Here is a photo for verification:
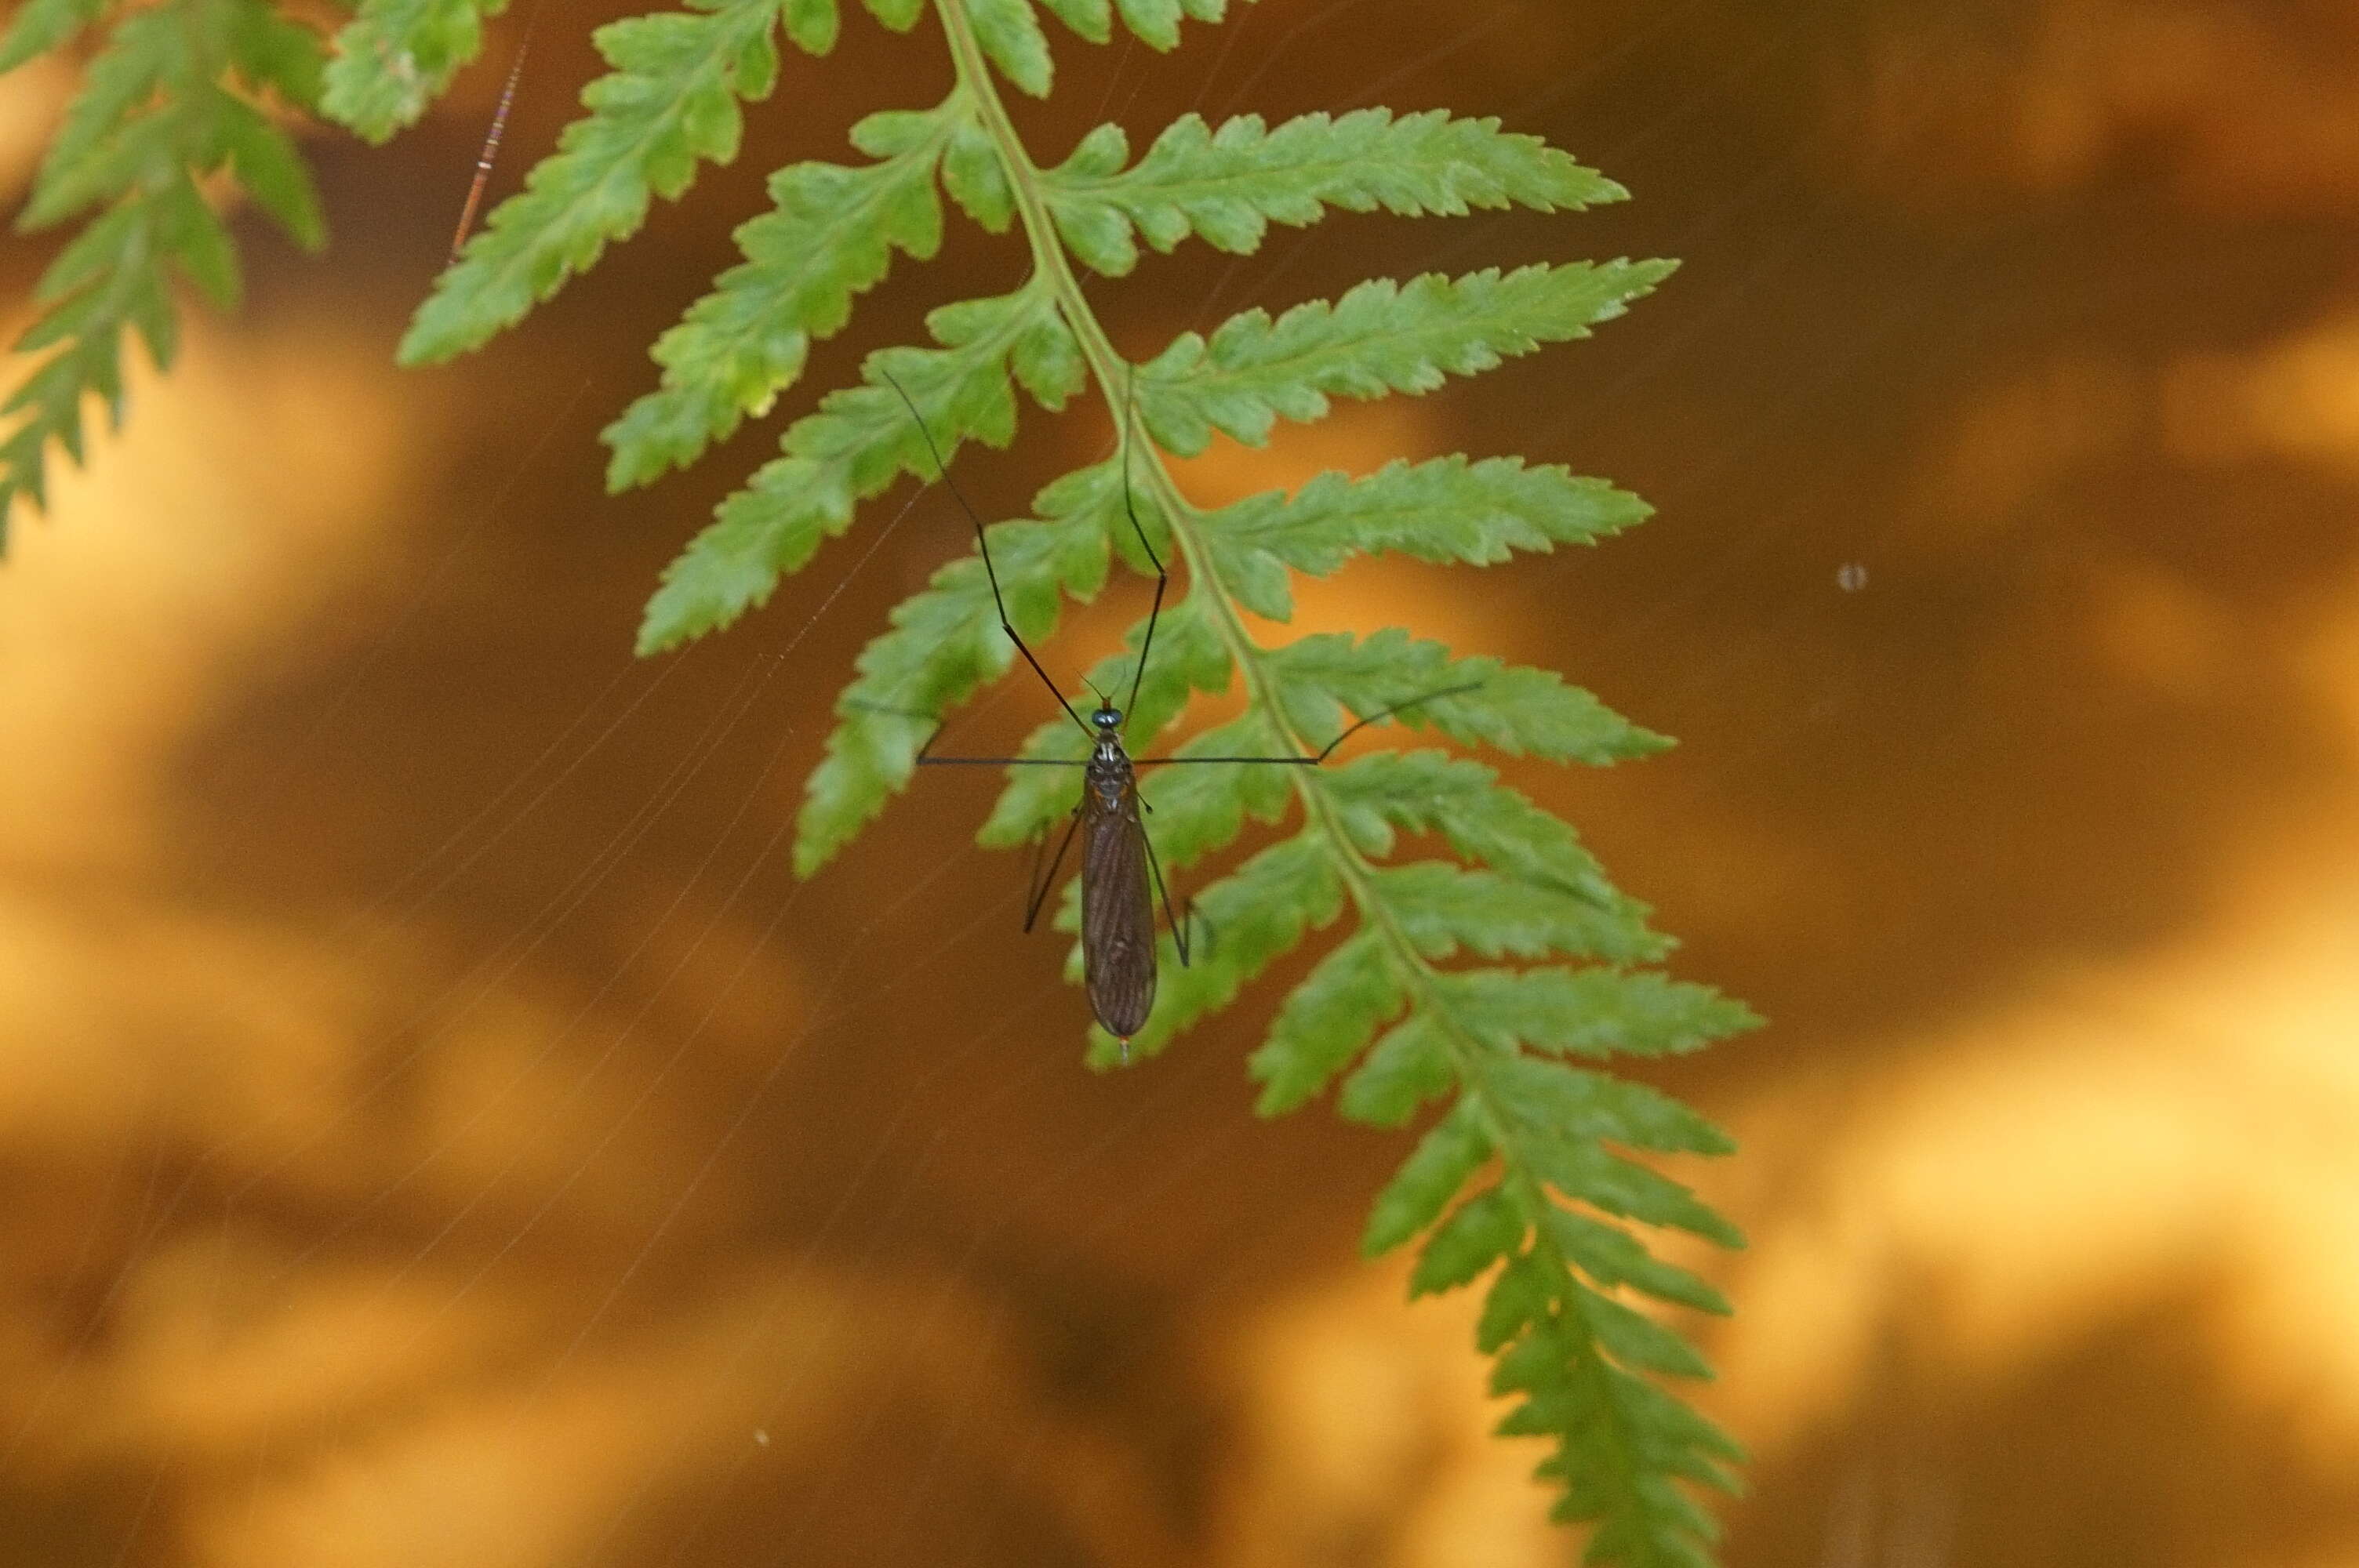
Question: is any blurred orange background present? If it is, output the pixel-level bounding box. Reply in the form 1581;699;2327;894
7;1;2359;1563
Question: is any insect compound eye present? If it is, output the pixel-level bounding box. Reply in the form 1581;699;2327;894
1097;707;1121;729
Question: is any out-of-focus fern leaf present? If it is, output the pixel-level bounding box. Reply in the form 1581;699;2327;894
1249;930;1403;1115
1358;1099;1490;1250
1138;262;1676;452
0;0;108;71
2;0;325;532
1043;109;1623;275
322;0;507;143
1430;967;1755;1061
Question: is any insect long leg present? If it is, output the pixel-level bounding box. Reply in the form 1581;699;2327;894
1023;811;1085;933
1114;370;1170;722
1135;818;1192;967
1133;679;1488;766
878;372;1091;739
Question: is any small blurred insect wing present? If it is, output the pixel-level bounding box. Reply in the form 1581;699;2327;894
1081;788;1157;1040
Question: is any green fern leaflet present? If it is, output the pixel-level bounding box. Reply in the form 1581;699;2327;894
11;0;1762;1558
0;0;326;531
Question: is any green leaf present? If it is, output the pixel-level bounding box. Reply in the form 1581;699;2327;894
1105;0;1234;49
0;0;108;74
1434;967;1760;1061
602;118;953;489
23;6;184;230
638;285;1070;655
1249;930;1404;1116
1201;456;1649;619
1319;750;1634;913
399;0;792;365
1267;627;1671;766
966;0;1052;96
1139;261;1677;454
226;1;328;107
1030;0;1110;44
1361;1097;1492;1254
321;0;506;143
1408;1182;1522;1296
1476;1249;1557;1353
1337;1010;1456;1127
216;100;326;250
782;0;841;53
3;0;330;528
1045;109;1623;273
1523;1134;1744;1249
1488;1311;1739;1562
1540;1207;1732;1317
1576;1290;1714;1381
941;116;1016;232
1373;862;1665;966
1479;1054;1735;1158
156;174;239;307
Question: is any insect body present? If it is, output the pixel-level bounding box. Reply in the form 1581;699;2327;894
1078;707;1157;1038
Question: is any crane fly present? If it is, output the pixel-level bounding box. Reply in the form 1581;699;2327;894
874;372;1477;1058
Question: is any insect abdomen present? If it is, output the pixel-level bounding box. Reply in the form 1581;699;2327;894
1080;787;1157;1040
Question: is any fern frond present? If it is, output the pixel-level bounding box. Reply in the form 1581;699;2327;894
1261;627;1670;764
1202;456;1650;619
0;0;107;73
322;0;507;143
2;0;325;530
1022;0;1241;53
1043;109;1623;275
1139;261;1676;451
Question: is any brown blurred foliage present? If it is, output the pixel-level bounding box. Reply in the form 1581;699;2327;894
6;1;2359;1563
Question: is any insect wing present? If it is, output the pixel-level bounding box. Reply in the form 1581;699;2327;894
1080;784;1158;1040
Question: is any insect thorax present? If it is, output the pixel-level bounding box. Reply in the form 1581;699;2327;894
1086;742;1132;808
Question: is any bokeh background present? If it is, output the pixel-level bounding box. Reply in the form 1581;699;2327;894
6;0;2359;1563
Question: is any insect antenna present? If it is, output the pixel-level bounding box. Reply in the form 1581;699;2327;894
450;0;547;263
1113;370;1169;723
